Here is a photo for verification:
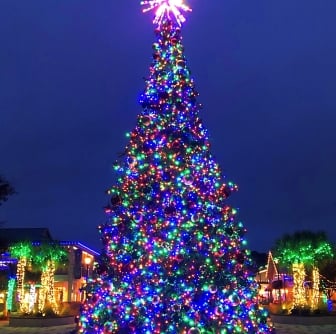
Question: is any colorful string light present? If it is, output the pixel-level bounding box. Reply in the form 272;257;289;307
79;3;272;334
6;278;15;313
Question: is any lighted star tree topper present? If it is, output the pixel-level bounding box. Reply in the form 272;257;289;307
141;0;192;26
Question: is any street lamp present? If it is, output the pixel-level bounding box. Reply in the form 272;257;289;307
83;257;92;301
84;257;91;281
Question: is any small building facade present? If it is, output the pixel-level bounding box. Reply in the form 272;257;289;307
0;228;99;317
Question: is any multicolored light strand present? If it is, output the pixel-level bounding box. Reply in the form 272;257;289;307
79;4;272;334
6;278;15;312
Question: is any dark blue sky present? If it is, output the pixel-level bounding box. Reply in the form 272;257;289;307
1;1;336;253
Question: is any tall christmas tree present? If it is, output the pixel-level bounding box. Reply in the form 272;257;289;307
80;1;272;333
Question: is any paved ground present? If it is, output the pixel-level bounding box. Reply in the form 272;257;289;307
0;322;76;333
275;323;336;334
1;321;336;333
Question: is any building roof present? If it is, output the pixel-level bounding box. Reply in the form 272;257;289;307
59;241;100;256
0;228;53;249
0;228;100;256
266;251;279;281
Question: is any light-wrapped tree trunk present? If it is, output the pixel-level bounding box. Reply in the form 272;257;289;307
311;266;320;310
38;260;58;314
292;262;307;308
16;257;27;312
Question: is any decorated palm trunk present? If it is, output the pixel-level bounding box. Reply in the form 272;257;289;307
79;1;272;333
9;242;34;313
16;257;28;313
292;262;306;308
311;266;320;310
39;260;58;314
38;276;46;313
6;278;16;313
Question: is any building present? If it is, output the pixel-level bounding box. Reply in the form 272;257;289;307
256;251;294;306
55;241;99;303
0;228;99;316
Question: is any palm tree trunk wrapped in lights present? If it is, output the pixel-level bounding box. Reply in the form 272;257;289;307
28;284;36;313
9;242;33;313
6;278;16;313
17;257;28;312
38;276;47;313
311;266;320;310
36;244;67;315
46;260;57;313
292;262;306;308
38;260;58;314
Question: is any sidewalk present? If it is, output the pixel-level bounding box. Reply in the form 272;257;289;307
275;323;336;334
1;320;336;334
0;321;76;334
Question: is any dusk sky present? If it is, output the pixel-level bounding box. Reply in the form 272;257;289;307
1;0;336;253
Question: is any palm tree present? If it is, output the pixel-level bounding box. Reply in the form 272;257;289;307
35;242;67;314
9;242;33;313
273;231;333;310
0;175;15;206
